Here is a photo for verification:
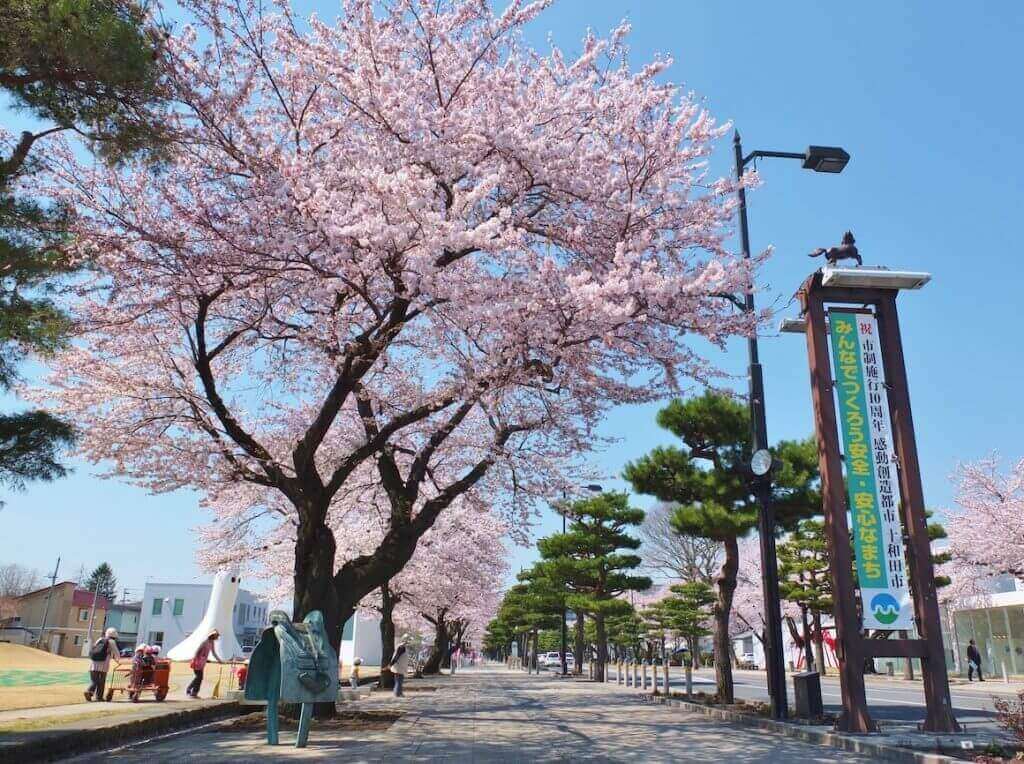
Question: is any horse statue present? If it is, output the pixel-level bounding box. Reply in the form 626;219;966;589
809;230;862;266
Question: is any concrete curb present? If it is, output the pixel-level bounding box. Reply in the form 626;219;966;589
625;690;957;764
2;701;241;763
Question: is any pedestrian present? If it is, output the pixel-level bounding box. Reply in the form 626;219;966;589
967;639;985;681
387;636;410;697
129;644;149;691
85;627;122;702
349;657;362;690
186;629;223;698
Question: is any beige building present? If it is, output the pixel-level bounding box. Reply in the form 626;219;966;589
14;582;112;657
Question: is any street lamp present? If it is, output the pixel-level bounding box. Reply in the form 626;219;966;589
733;131;850;721
558;483;603;678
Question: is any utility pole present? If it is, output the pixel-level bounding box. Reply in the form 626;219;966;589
85;579;101;653
37;556;60;651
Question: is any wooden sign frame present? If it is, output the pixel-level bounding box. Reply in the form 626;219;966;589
798;271;959;734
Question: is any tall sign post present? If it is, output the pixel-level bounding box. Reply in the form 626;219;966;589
797;261;959;734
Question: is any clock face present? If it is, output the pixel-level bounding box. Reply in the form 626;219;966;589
750;449;773;477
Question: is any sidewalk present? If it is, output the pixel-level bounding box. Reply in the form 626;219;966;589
63;666;875;762
0;694;238;762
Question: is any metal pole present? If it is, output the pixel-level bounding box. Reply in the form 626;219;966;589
37;556;60;650
561;502;568;677
734;131;788;720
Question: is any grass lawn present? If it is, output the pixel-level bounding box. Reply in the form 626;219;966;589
0;644;196;711
0;644;382;711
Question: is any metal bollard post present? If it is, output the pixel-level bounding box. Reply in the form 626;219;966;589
664;661;670;696
641;663;648;691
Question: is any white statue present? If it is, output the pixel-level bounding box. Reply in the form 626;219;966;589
167;569;245;661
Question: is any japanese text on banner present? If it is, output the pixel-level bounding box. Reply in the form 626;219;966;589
829;311;913;631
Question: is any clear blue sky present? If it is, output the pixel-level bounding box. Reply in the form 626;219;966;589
2;1;1021;596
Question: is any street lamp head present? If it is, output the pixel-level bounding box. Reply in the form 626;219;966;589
584;484;603;493
802;145;850;173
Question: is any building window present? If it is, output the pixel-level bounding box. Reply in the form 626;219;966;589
173;598;184;616
152;598;163;616
73;635;81;646
148;631;164;646
78;608;89;622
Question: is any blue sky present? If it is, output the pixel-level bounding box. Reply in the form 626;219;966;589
2;1;1022;596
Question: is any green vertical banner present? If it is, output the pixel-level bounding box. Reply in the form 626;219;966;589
829;311;913;631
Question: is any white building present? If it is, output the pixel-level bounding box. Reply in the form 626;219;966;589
136;581;269;653
341;611;382;666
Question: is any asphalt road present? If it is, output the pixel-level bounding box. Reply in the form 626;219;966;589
617;666;1016;733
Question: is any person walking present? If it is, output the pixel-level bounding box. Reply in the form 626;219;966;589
186;629;223;698
85;628;122;701
967;639;985;681
387;637;410;697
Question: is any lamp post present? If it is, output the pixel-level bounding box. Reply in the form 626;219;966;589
559;483;603;677
733;132;849;720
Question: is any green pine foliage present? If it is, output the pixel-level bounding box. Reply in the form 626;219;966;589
778;519;833;614
532;492;651;680
85;561;117;601
0;1;168;493
624;392;821;702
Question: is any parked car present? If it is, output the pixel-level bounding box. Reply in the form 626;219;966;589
738;652;758;669
540;651;561;668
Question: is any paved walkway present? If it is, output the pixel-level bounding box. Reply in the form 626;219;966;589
63;666;874;762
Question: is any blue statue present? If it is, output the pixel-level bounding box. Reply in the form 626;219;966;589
245;609;339;747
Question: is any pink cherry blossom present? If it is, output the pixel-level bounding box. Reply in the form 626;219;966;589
30;0;763;642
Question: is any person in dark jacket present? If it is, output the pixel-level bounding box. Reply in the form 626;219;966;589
967;639;984;681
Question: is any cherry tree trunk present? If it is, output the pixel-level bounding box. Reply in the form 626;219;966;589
378;585;396;690
713;536;738;703
688;635;700;669
812;610;827;677
292;518;341;719
423;619;449;675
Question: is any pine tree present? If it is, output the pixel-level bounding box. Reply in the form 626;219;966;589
606;607;644;662
661;581;716;669
0;0;168;492
85;562;117;601
534;492;651;681
624;392;821;702
778;519;832;674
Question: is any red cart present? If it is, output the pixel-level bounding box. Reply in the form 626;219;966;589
106;659;171;702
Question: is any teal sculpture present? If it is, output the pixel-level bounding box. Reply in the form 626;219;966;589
244;609;339;747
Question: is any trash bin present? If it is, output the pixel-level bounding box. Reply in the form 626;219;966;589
792;671;823;718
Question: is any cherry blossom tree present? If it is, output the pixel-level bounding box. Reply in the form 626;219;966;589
35;0;758;655
946;456;1024;578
